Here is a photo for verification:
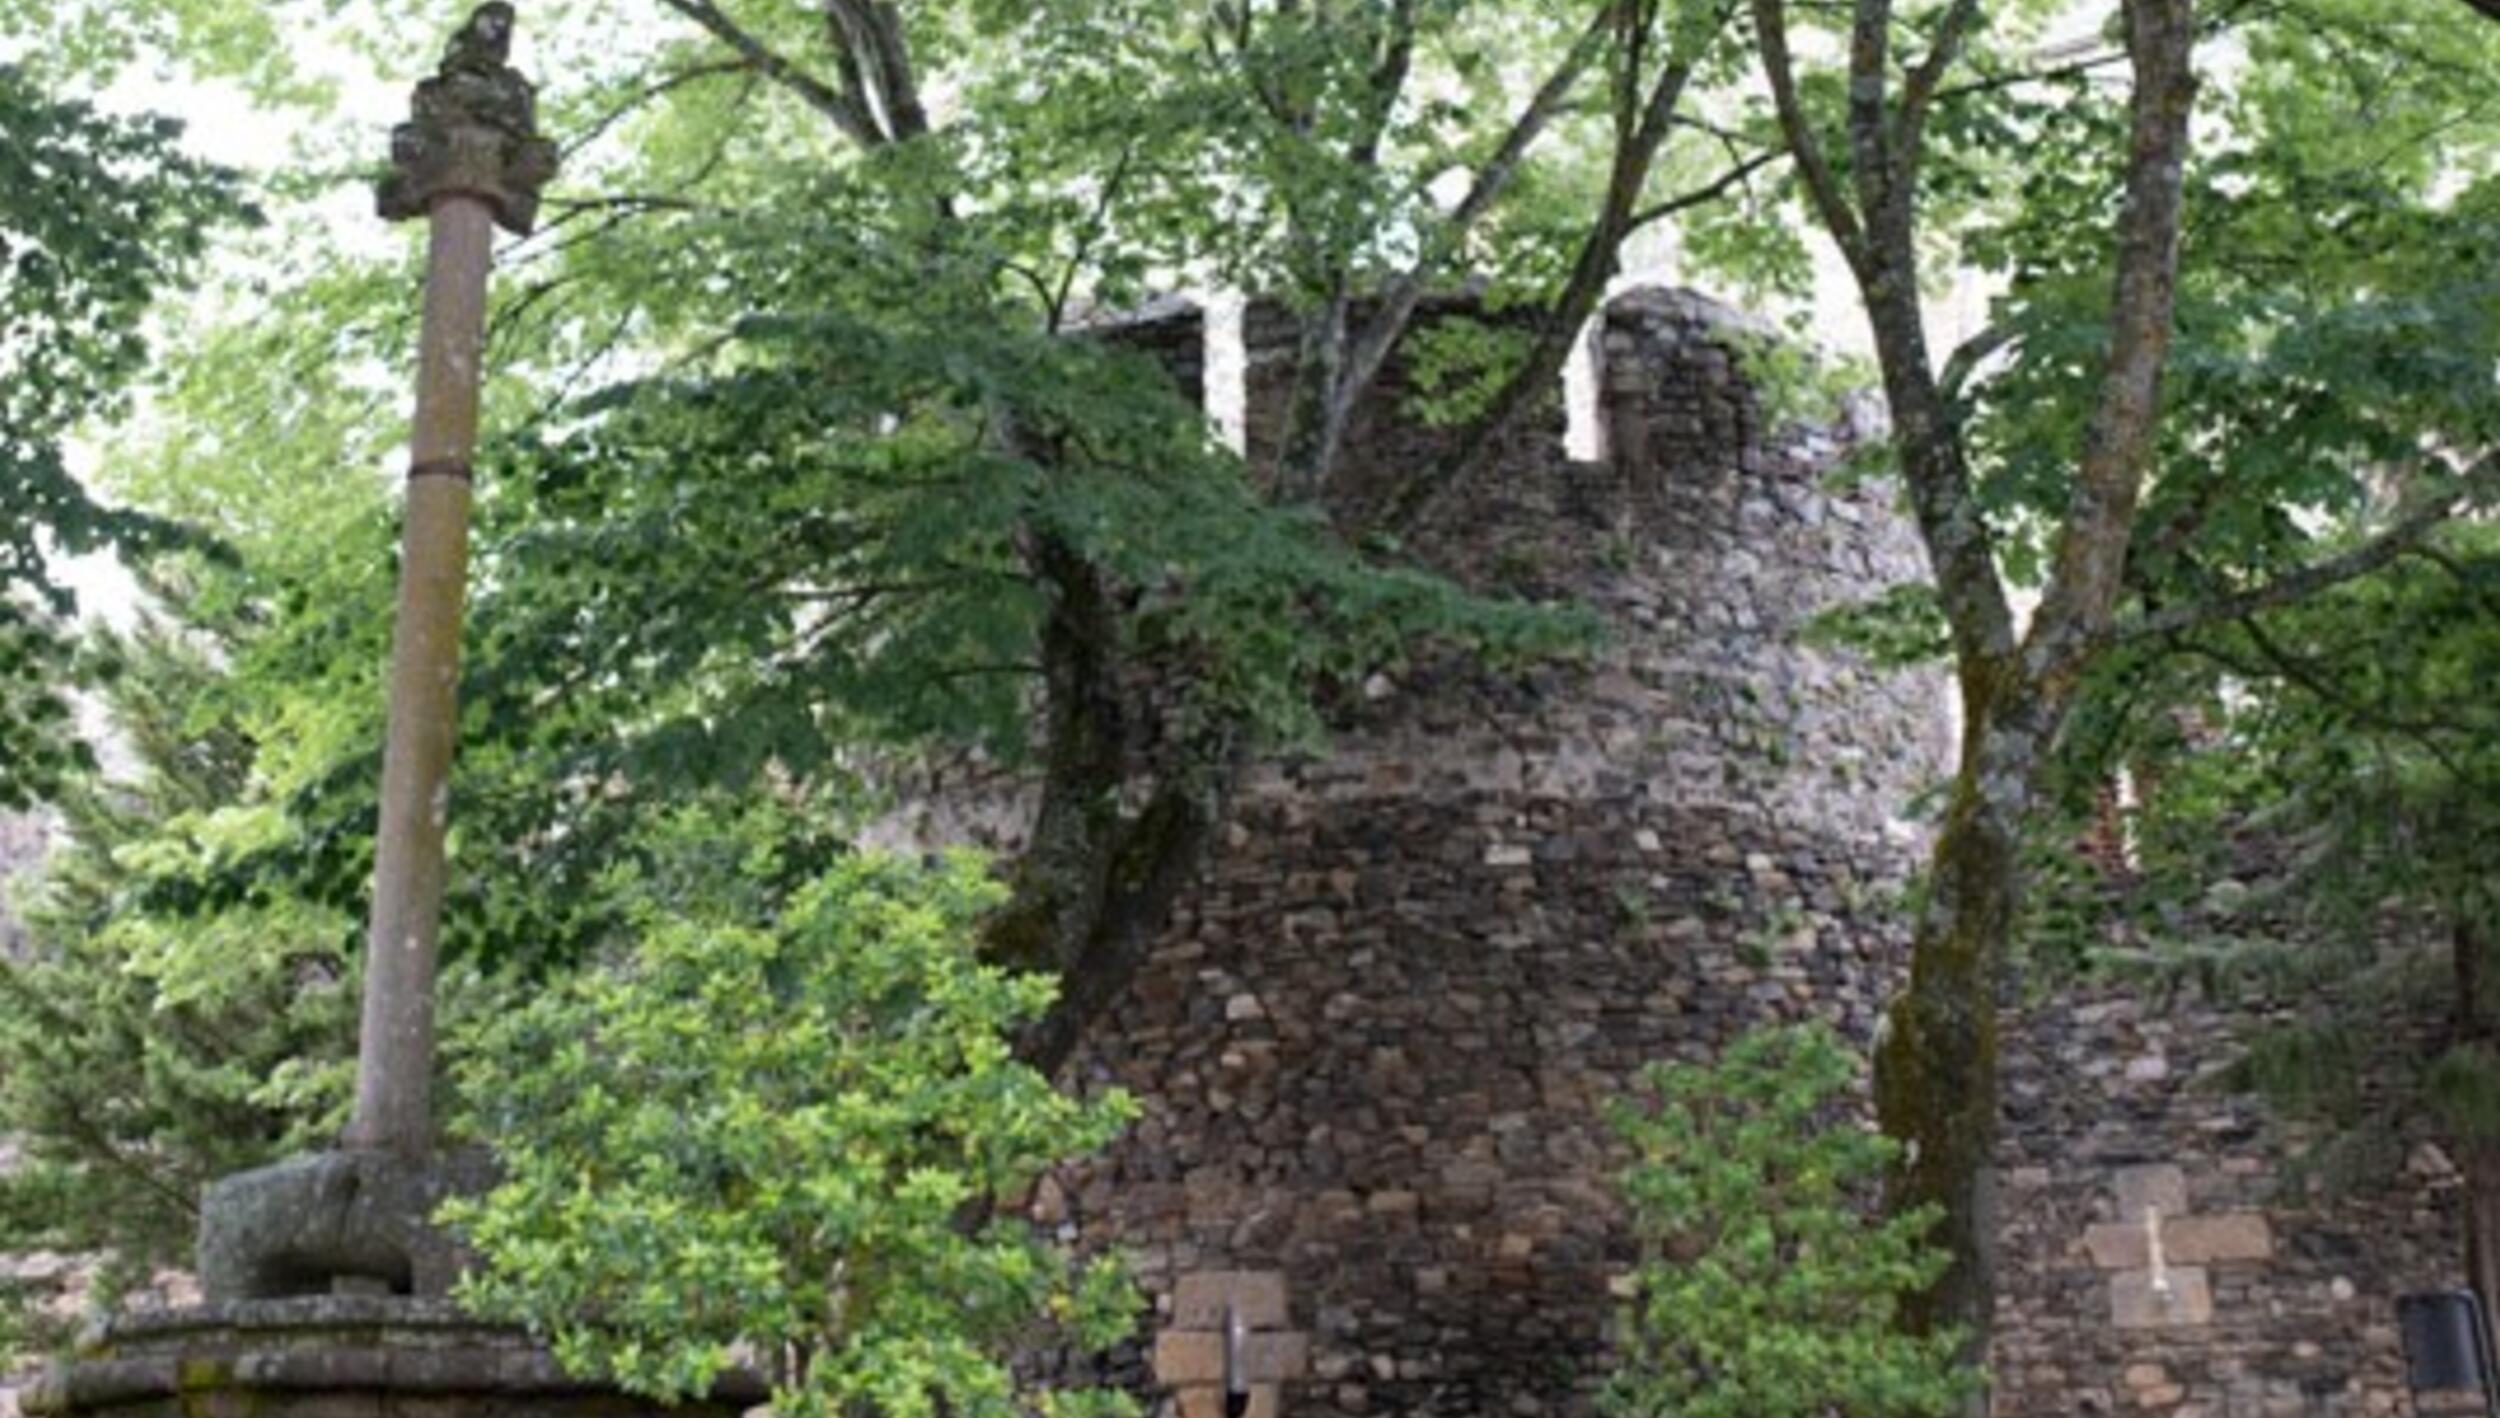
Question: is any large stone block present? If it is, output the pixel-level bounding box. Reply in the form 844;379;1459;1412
1155;1331;1309;1386
2163;1213;2274;1264
1174;1271;1290;1330
2110;1267;2213;1329
2112;1164;2189;1219
2082;1222;2150;1270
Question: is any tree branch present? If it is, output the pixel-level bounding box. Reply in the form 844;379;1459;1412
1749;0;1869;268
1290;4;1615;495
2173;628;2475;779
656;0;883;147
1936;46;2129;104
1424;7;1614;251
2112;453;2499;644
564;58;754;158
1937;321;2014;405
1626;145;1787;230
1896;0;1985;169
1387;1;1739;532
1847;0;1898;219
1352;0;1421;168
826;0;931;142
2024;0;2200;668
2403;542;2500;618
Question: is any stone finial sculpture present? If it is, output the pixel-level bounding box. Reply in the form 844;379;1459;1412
376;2;558;234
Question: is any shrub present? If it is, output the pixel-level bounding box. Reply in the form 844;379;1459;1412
445;848;1140;1418
1601;1023;1975;1417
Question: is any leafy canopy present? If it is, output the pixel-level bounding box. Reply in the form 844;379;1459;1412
0;65;246;806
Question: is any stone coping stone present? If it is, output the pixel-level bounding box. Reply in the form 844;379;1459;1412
24;1298;766;1415
80;1297;502;1352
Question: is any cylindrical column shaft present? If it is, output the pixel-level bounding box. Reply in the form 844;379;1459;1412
346;193;496;1155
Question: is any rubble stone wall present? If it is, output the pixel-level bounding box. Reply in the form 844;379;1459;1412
1042;288;2473;1416
1041;287;1954;1415
1992;982;2466;1416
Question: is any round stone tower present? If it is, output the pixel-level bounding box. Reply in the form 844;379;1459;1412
1042;285;1954;1416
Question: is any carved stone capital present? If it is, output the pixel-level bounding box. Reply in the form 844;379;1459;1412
376;4;558;234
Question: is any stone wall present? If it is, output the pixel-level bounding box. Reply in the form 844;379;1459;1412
1992;981;2467;1416
1033;286;1954;1415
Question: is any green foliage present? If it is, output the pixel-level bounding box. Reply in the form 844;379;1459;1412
2039;526;2500;1185
0;65;247;806
0;608;90;808
1602;1025;1974;1418
1800;583;1950;670
1950;4;2500;592
1403;314;1536;430
0;625;356;1306
445;840;1140;1418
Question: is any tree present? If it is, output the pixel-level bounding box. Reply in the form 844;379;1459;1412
0;64;244;806
0;617;355;1341
1739;0;2500;1363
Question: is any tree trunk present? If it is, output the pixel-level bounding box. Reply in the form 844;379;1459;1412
1874;664;2067;1380
984;529;1243;1079
2455;920;2500;1353
1277;292;1355;504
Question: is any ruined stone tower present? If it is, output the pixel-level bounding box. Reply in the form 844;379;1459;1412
1020;286;1956;1416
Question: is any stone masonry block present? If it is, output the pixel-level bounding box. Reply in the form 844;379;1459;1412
2163;1212;2273;1263
2110;1267;2213;1328
1173;1270;1290;1330
2112;1164;2188;1218
1155;1331;1310;1386
2081;1222;2149;1271
2082;1212;2273;1270
1156;1331;1223;1386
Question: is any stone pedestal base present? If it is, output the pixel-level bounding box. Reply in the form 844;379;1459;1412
22;1298;762;1417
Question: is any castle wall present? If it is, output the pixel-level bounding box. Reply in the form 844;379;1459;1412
1992;982;2466;1416
1042;288;1953;1415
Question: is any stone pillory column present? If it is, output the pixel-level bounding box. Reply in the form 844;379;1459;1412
23;15;743;1418
177;5;555;1312
352;0;555;1156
